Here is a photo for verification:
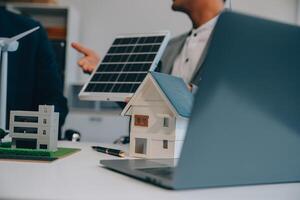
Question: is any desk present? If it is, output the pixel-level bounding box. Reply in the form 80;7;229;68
0;141;299;200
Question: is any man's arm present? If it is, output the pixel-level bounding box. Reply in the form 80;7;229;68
34;24;69;138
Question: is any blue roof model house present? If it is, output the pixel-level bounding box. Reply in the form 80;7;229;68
122;72;194;159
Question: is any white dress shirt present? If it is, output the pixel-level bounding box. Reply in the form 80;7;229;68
171;16;219;84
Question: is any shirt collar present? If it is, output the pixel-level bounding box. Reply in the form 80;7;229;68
191;15;219;35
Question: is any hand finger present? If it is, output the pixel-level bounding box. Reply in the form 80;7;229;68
78;58;93;70
87;67;95;73
83;64;94;74
72;42;92;56
83;64;91;73
77;58;87;68
77;60;84;67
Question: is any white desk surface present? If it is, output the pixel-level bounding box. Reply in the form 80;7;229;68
0;141;299;200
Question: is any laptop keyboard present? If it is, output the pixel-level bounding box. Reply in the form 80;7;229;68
137;167;175;180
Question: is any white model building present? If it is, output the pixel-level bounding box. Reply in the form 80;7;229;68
122;72;194;159
9;105;59;151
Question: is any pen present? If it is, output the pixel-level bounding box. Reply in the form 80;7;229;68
92;146;125;158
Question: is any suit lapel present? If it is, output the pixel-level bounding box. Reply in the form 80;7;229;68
190;30;214;86
160;32;189;74
160;30;212;86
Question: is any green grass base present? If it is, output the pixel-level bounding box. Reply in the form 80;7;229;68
0;142;80;162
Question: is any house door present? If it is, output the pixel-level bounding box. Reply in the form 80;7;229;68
134;138;147;155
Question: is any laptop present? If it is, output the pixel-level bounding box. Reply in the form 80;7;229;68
100;11;300;190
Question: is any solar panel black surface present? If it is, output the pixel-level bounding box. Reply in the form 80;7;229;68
79;32;170;102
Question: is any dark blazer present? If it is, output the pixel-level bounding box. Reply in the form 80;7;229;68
0;8;68;138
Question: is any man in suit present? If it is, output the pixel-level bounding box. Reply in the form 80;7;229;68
71;0;226;144
72;0;226;90
0;8;68;139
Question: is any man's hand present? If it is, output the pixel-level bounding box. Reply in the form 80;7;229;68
71;42;100;74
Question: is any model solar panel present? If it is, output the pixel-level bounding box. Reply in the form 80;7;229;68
79;32;170;102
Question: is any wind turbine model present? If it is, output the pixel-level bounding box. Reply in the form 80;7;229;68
0;26;40;131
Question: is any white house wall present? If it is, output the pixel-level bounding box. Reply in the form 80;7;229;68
175;117;189;141
39;113;59;151
130;134;183;158
174;140;185;158
127;75;190;158
9;107;59;151
131;106;176;139
49;113;59;150
151;139;176;159
139;79;163;102
129;81;179;158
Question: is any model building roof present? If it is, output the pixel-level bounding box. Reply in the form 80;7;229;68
122;72;194;118
150;72;194;118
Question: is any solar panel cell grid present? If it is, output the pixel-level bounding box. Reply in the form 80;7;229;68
80;32;170;101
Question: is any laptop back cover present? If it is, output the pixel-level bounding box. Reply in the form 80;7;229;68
173;11;300;189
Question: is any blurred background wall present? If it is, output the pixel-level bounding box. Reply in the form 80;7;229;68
58;0;299;57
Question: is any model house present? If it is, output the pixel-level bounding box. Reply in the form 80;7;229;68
9;105;59;151
122;72;194;159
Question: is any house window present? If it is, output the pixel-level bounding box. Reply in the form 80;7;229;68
163;117;169;128
163;140;168;149
14;127;38;134
14;116;38;123
42;130;47;135
43;119;47;124
134;115;149;127
135;138;147;154
40;144;48;149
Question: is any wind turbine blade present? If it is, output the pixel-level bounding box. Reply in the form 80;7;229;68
4;26;40;44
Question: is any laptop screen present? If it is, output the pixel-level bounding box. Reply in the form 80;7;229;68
174;11;300;189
